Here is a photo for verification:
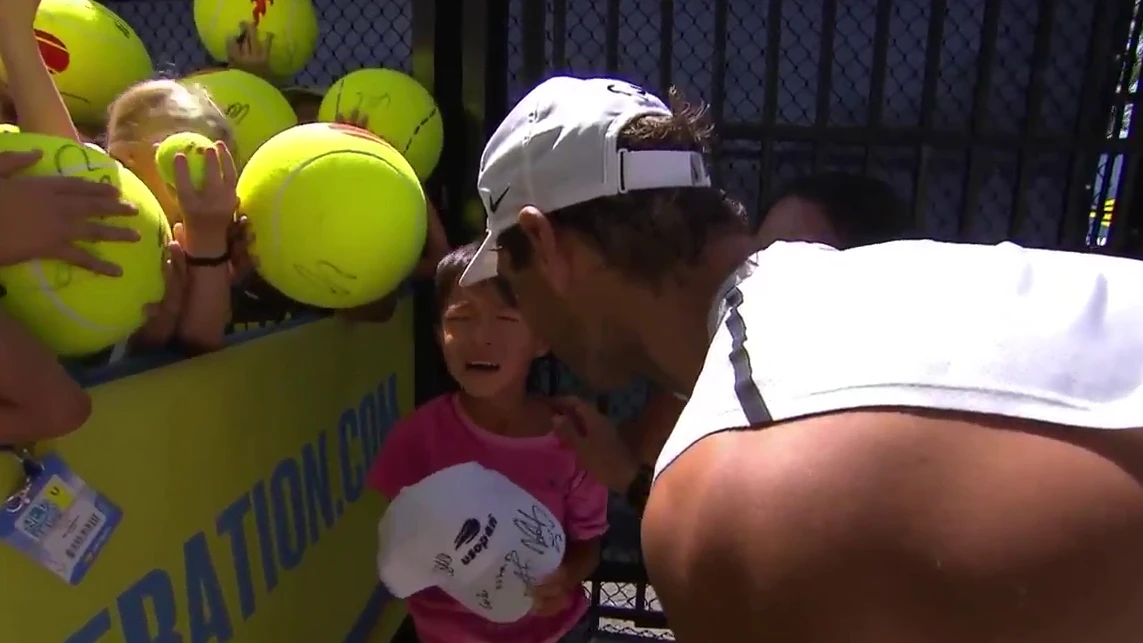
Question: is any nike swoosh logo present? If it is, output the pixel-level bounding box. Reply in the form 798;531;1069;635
489;186;510;214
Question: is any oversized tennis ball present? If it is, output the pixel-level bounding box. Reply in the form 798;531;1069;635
182;69;297;169
237;122;427;309
462;197;486;234
0;0;153;125
155;132;213;191
318;68;443;181
193;0;318;79
0;133;171;356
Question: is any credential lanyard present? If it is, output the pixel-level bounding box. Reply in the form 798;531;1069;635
2;444;43;514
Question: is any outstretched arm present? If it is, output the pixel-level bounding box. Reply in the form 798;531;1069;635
0;310;91;443
0;0;81;140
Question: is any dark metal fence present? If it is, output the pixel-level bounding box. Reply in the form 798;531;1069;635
99;0;1143;640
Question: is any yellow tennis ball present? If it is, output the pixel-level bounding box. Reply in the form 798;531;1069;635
0;133;171;357
462;197;486;234
0;124;19;134
155;132;213;190
182;69;297;169
318;68;444;181
237;122;427;309
193;0;318;79
0;0;152;125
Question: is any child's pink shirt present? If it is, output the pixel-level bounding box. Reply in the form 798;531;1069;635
366;394;609;643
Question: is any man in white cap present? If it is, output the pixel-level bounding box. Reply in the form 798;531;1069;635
460;74;1143;642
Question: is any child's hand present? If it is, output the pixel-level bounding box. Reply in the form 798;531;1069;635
131;241;187;348
551;395;640;493
173;142;238;238
227;215;257;280
225;22;274;80
337;108;370;130
0;150;139;273
530;566;575;616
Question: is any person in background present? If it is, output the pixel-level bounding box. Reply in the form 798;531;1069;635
104;79;238;353
582;172;917;497
367;242;607;643
282;86;324;124
755;171;914;248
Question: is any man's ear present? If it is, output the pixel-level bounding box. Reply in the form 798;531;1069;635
532;338;550;359
517;206;570;292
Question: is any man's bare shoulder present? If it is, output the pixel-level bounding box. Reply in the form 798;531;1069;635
644;413;914;641
643;411;1143;643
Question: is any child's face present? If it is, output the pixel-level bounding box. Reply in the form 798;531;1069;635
109;139;182;224
439;282;546;398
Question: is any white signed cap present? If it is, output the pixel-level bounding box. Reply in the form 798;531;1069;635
377;462;567;623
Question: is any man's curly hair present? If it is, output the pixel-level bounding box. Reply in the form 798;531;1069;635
498;87;747;286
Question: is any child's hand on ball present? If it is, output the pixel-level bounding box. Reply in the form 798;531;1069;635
227;215;258;280
0;150;140;275
337;109;371;131
131;241;187;349
173;141;238;245
225;22;275;81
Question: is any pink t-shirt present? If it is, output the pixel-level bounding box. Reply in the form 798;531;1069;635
366;394;610;643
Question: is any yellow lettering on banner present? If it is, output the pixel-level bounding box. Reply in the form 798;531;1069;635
0;299;415;643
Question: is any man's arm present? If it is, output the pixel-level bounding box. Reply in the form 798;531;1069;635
0;310;91;443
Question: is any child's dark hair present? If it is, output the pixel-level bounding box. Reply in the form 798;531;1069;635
759;172;914;247
434;241;517;311
282;87;324;110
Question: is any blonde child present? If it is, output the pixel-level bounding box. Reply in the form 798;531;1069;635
105;80;239;352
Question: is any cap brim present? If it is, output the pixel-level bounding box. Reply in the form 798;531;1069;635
458;232;498;286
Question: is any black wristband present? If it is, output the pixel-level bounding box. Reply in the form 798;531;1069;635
185;248;232;267
624;464;654;515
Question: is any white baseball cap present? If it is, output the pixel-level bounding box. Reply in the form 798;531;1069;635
377;462;567;623
458;76;713;286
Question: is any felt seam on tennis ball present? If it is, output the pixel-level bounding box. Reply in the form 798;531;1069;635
267;148;412;253
400;104;439;156
27;262;118;333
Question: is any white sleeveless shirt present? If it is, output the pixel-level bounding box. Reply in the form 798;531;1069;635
655;240;1143;479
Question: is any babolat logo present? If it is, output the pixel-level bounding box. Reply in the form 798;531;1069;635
460;514;498;565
